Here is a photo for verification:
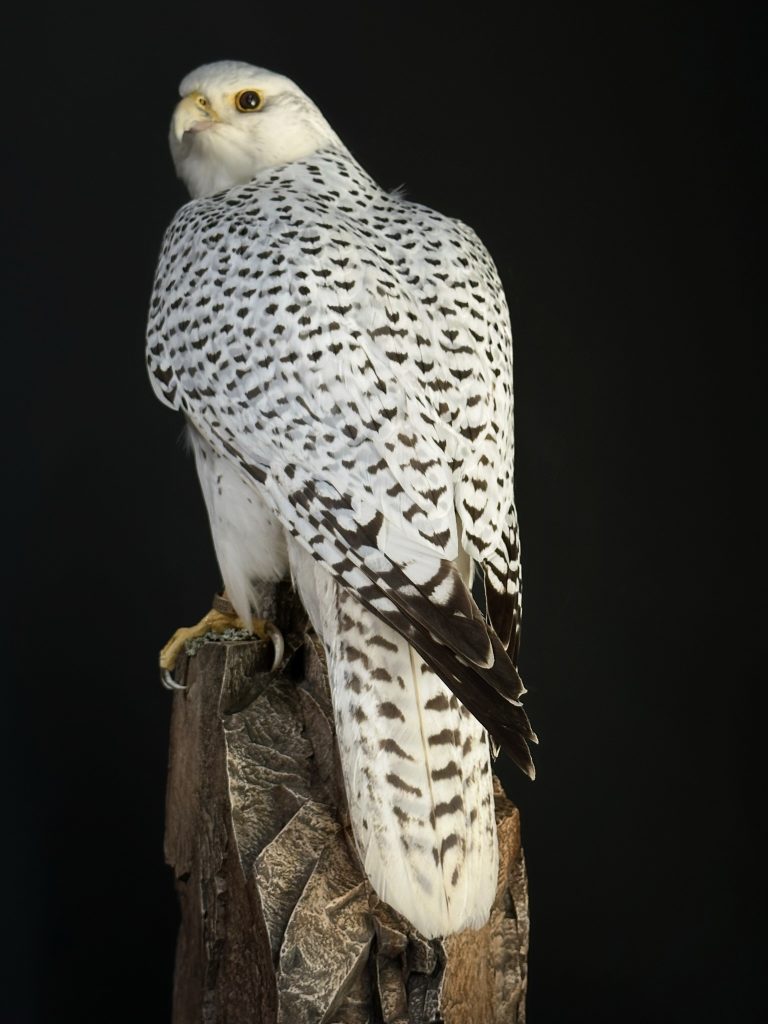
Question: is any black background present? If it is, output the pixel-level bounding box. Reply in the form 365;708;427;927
3;2;764;1021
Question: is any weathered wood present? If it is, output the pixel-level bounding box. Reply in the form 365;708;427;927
165;584;528;1023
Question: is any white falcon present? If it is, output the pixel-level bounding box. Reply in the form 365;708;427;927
147;60;536;939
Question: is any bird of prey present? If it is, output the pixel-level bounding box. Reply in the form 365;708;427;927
147;60;536;939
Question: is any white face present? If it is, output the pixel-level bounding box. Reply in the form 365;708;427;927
170;61;342;199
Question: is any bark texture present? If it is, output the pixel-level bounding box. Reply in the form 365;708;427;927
165;584;528;1023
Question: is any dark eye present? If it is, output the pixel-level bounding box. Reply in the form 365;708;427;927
235;89;264;112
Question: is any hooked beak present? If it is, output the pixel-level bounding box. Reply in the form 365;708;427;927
172;92;221;142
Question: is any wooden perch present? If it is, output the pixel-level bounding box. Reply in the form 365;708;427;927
164;583;529;1023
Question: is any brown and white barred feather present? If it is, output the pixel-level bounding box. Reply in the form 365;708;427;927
289;543;497;937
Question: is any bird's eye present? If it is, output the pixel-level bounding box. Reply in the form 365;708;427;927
235;89;264;112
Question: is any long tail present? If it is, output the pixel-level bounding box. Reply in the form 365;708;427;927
289;540;497;937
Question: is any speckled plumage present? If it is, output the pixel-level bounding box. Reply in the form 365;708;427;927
147;62;535;937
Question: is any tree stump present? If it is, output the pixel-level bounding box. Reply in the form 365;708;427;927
164;583;529;1023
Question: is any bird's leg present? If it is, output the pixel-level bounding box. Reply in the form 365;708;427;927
159;592;284;689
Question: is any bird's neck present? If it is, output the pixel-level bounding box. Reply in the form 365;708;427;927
181;123;347;199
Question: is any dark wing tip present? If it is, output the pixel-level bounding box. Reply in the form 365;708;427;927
485;585;517;650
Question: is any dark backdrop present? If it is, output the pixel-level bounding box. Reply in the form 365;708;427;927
3;2;764;1021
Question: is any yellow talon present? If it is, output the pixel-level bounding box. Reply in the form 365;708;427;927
160;609;241;672
159;600;285;686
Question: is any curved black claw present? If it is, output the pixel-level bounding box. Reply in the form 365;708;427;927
265;622;285;671
161;669;187;691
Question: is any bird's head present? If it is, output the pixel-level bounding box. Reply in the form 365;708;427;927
169;60;344;198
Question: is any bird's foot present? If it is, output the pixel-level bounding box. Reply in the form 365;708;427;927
159;594;284;689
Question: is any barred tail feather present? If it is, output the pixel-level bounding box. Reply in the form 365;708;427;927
288;540;497;938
